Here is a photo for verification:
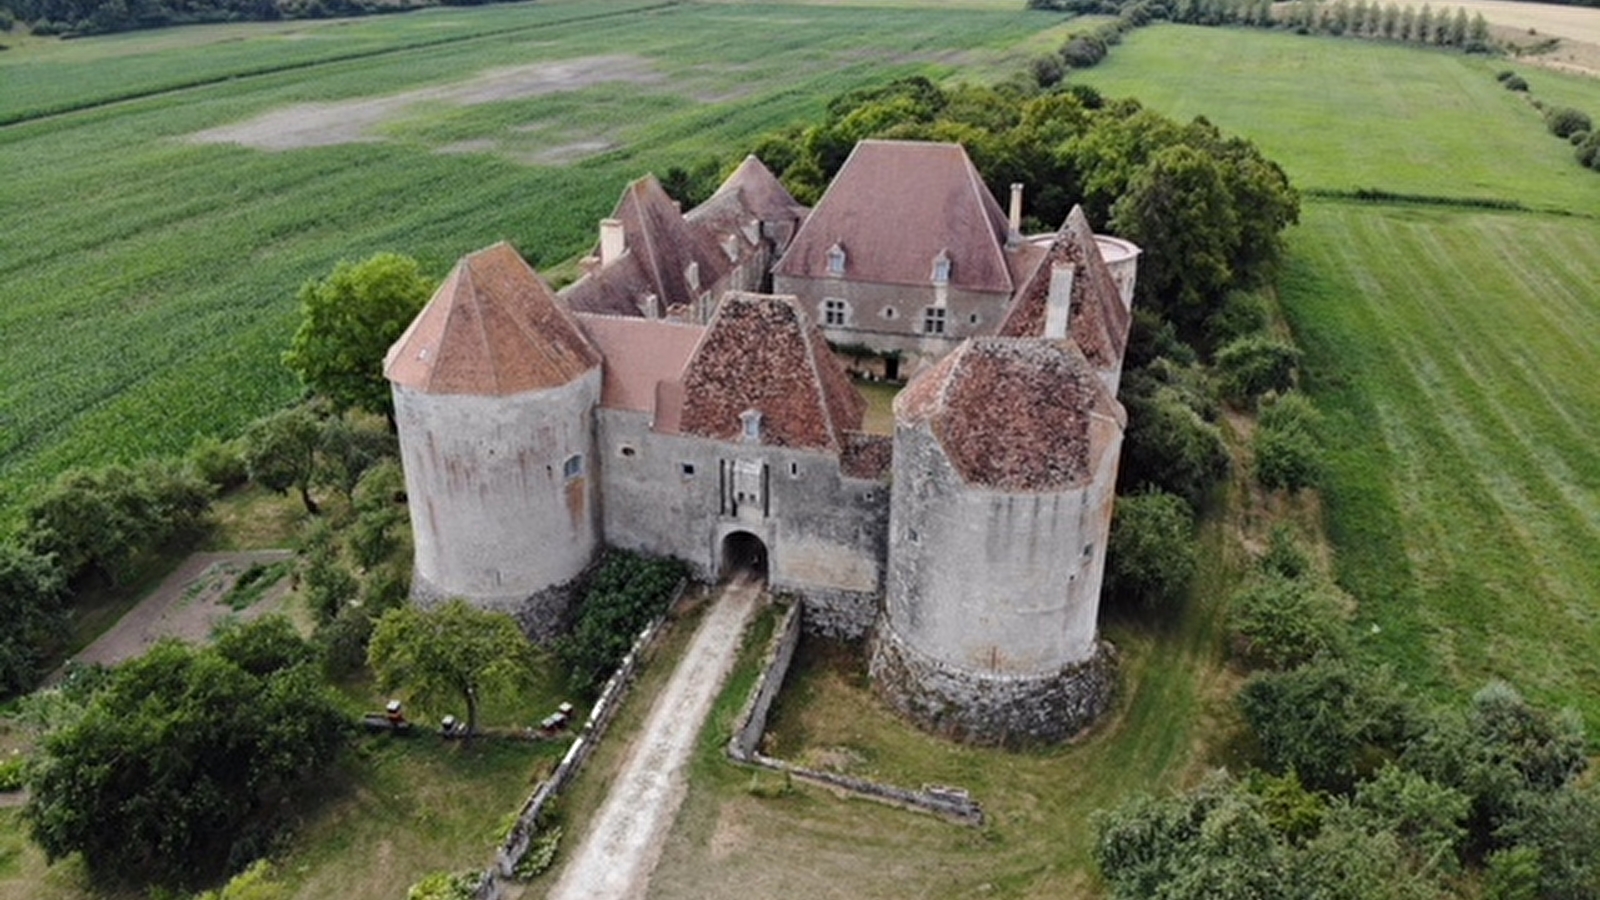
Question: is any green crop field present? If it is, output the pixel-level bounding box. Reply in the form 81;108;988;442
1082;25;1600;726
0;0;1071;524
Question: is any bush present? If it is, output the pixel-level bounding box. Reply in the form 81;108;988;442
1203;290;1270;349
1228;573;1349;670
1496;69;1516;82
187;435;248;491
1259;524;1313;579
556;551;685;696
1106;490;1197;612
1255;419;1323;492
1216;335;1301;405
407;871;480;900
1118;367;1229;508
1238;659;1411;792
1545;107;1593;140
1060;34;1108;68
1504;74;1529;92
1576;131;1600;169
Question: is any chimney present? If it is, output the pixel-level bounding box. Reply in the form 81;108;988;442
1008;183;1024;237
1045;263;1075;339
599;218;625;266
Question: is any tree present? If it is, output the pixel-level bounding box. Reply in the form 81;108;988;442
244;406;323;514
1111;144;1240;329
0;543;68;696
24;622;347;887
1106;490;1197;612
282;253;433;419
368;599;535;736
1238;659;1412;793
1118;367;1230;508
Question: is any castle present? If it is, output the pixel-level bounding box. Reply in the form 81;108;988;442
384;140;1139;744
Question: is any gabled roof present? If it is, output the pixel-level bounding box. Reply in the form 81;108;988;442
613;174;728;310
773;140;1015;293
998;206;1132;373
688;155;809;229
895;337;1120;492
385;242;600;396
675;293;865;451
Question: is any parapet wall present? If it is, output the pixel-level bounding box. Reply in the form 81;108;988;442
869;624;1117;747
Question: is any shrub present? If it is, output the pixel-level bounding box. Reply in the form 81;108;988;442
1228;573;1349;670
1255;418;1323;492
1118;366;1229;508
407;871;480;900
556;551;685;696
1504;74;1529;92
1031;53;1065;88
187;435;249;491
1576;131;1600;169
1106;490;1197;612
1238;659;1411;792
1496;69;1516;82
1203;290;1270;349
1545;107;1593;140
1569;129;1590;146
1060;34;1108;68
1259;524;1313;580
1216;335;1300;405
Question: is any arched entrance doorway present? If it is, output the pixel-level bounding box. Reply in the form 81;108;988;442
721;531;768;581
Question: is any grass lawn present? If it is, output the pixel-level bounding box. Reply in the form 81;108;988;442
1;0;1064;524
636;503;1248;900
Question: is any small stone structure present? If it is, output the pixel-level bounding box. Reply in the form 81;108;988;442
385;140;1139;744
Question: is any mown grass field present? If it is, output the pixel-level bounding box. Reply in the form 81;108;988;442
0;0;1073;525
1083;24;1600;209
1083;25;1600;725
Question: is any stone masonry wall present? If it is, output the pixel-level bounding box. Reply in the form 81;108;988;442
870;623;1117;746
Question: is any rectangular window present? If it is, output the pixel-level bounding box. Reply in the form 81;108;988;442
563;454;584;479
922;307;947;335
681;462;696;477
823;298;847;327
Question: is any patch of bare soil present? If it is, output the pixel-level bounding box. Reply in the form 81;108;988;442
62;549;296;673
187;54;662;152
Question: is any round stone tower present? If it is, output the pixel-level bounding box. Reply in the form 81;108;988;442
870;337;1123;745
384;242;602;638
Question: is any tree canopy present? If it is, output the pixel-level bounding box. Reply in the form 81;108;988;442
23;618;347;887
367;599;535;736
282;253;433;420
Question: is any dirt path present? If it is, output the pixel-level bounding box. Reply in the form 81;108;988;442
63;550;296;673
545;577;761;900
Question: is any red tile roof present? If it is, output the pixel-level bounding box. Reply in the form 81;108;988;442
895;337;1119;492
772;140;1015;293
998;206;1132;373
385;242;600;395
840;431;893;480
677;293;865;451
574;313;705;413
687;155;809;233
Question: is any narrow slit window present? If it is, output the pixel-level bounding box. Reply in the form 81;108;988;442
563;454;584;479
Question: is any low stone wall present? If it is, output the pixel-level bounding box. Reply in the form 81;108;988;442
869;626;1118;747
726;601;984;827
795;587;879;641
470;579;687;900
728;601;803;759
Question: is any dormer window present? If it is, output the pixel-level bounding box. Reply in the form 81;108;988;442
740;409;763;444
931;250;951;285
826;243;846;277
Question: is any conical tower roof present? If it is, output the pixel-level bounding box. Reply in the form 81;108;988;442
385;242;600;396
